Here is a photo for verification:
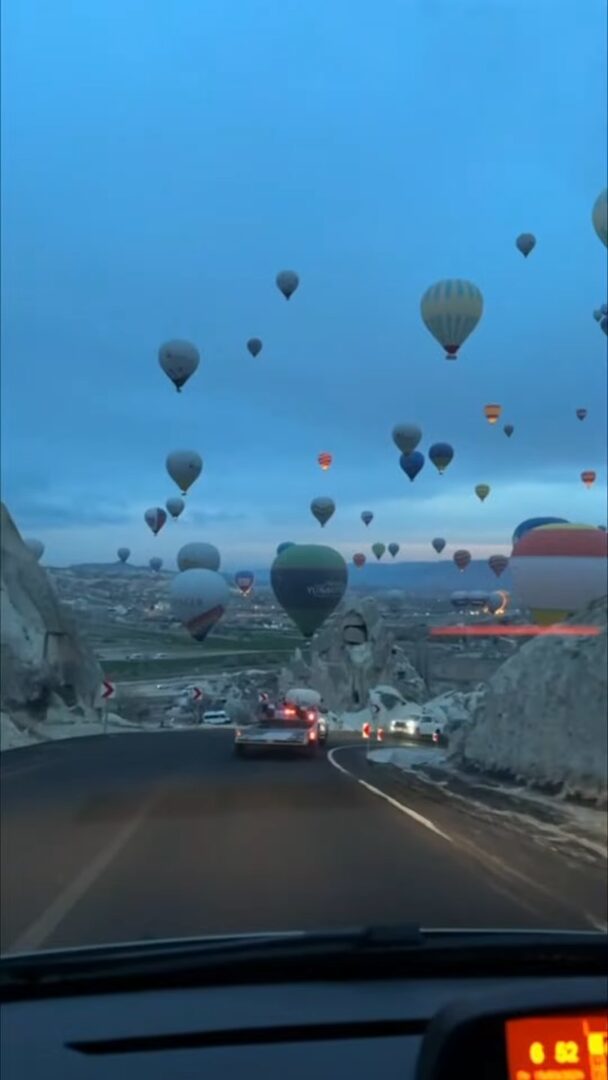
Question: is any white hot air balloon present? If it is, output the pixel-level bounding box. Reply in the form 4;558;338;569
166;450;203;495
177;542;221;572
591;188;607;248
158;340;200;392
25;538;44;561
392;423;422;454
169;568;230;641
166;496;185;520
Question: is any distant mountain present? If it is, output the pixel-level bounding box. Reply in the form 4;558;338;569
250;560;512;595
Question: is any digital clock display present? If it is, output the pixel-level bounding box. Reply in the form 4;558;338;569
506;1013;607;1080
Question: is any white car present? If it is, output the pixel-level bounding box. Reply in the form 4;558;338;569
390;715;445;741
203;709;230;726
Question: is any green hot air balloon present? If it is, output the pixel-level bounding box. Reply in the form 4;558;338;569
270;544;347;639
372;542;386;560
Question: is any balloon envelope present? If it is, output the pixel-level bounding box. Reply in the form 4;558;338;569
576;408;588;421
317;452;333;471
475;484;491;502
361;511;373;526
247;338;263;357
166;450;203;494
504;424;514;438
591;188;607;247
428;442;454;474
169;569;230;641
515;233;536;257
177;542;221;572
353;553;366;568
489;554;509;578
581;471;596;489
25;538;44;561
117;547;130;563
235;570;255;596
277;542;295;555
399;451;425;481
276;270;299;299
372;543;386;560
388;542;400;558
166;496;185;519
270;544;347;638
484;404;501;425
510;524;608;625
150;557;163;572
453;549;471;571
420;279;483;359
392;423;422;455
158;340;199;392
145;507;167;535
512;517;568;545
450;590;469;611
432;537;446;554
311;496;335;527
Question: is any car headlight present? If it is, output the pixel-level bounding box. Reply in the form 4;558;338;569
406;720;418;734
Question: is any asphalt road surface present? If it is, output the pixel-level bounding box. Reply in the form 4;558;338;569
1;730;606;954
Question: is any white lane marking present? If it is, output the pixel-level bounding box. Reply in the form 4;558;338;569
9;796;156;954
327;745;452;843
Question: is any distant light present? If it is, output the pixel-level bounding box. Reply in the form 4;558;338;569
429;625;601;638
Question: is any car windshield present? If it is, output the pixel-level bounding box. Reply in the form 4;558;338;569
1;0;606;958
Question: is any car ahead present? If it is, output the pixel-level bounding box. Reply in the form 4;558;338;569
234;704;324;757
390;715;446;743
203;709;230;726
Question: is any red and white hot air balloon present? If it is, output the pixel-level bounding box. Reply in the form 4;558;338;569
318;452;333;471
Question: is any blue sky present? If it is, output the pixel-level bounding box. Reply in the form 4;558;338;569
1;0;606;569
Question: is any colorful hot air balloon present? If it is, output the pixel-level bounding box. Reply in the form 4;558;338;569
432;537;446;554
420;279;483;360
484;404;502;425
475;484;491;502
388;542;400;558
392;423;422;454
504;424;514;438
453;549;471;572
591;188;607;247
361;511;373;527
235;570;255;596
169;568;230;641
166;496;185;520
515;233;536;257
25;538;44;561
576;408;588;421
277;541;295;555
276;270;299;299
510;524;608;625
145;507;167;536
158;340;200;392
512;517;568;545
166;450;203;495
270;544;347;638
117;547;130;564
372;542;386;561
399;451;425;481
581;471;596;489
311;496;335;527
488;554;509;578
353;553;366;568
428;442;454;474
318;452;333;471
150;557;163;573
247;338;263;357
177;542;221;572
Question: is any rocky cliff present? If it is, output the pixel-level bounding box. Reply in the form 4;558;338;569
1;503;102;728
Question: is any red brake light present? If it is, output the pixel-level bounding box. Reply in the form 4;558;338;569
284;706;296;717
308;730;317;741
307;710;316;721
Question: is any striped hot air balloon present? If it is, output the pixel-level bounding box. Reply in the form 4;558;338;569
581;471;596;489
420;279;484;360
453;549;471;572
510;524;608;625
144;507;167;536
484;404;502;425
488;554;509;578
318;452;333;471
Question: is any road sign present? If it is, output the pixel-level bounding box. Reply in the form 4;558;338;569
101;679;116;701
191;687;203;702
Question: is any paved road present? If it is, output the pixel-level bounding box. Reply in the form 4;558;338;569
1;730;606;954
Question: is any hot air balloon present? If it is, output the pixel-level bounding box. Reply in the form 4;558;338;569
475;484;491;502
399;451;425;481
484;404;502;425
450;590;469;612
166;496;185;520
276;270;299;299
592;188;607;247
361;511;373;527
593;309;603;322
392;423;422;455
166;450;203;495
117;547;130;564
576;408;588;421
420;279;483;360
432;537;446;554
487;590;505;614
277;541;295;556
488;554;509;578
25;538;44;561
247;338;263;357
353;553;366;568
581;471;596;489
311;497;335;527
169;568;230;641
270;544;347;638
150;557;163;573
145;507;167;535
372;543;386;560
504;424;514;438
515;233;536;257
158;340;200;392
177;542;221;573
388;542;400;558
453;549;471;572
510;524;608;625
318;452;333;471
428;442;454;474
235;570;255;596
468;590;489;613
601;316;608;336
512;517;568;545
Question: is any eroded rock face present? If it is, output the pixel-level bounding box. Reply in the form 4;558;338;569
280;596;427;712
0;504;103;723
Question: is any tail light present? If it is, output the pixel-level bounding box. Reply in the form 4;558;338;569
307;710;316;721
377;728;384;742
236;730;242;738
308;730;317;741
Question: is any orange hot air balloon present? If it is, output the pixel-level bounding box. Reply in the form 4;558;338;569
581;470;596;489
484;404;502;425
318;452;333;471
